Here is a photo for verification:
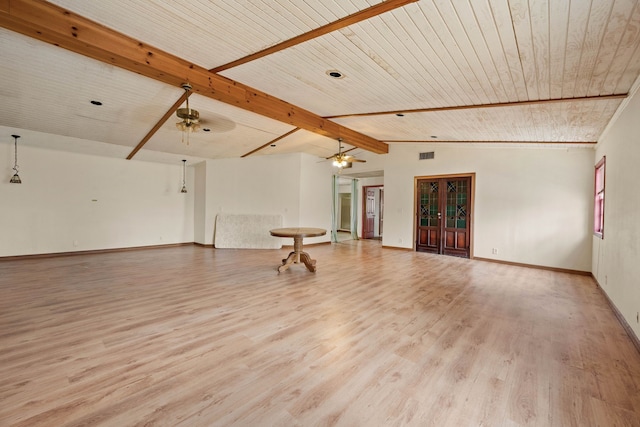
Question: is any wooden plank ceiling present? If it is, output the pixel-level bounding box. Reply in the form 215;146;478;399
1;0;640;164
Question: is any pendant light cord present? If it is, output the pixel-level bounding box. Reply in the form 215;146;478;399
12;135;19;173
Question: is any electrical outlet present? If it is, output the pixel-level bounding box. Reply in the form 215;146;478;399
637;312;639;324
492;248;498;255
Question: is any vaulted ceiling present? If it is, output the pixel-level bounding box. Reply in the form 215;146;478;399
1;0;639;164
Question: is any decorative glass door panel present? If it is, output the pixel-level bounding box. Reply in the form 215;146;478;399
417;180;440;253
416;176;471;258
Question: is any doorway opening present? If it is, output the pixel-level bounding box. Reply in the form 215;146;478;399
337;192;352;242
332;175;360;243
415;174;474;258
338;193;351;232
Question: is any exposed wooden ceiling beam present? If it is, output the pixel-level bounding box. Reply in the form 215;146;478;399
241;128;300;158
324;94;628;119
126;90;191;160
383;140;596;144
210;0;419;73
0;0;388;155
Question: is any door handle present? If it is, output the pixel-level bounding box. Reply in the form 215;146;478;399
437;212;442;219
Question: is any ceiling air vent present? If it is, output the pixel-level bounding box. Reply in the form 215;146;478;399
419;151;435;160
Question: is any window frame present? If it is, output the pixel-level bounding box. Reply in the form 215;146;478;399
594;156;606;238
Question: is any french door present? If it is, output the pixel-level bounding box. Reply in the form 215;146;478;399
416;175;472;258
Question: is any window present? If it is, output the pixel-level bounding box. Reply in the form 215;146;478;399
594;156;606;238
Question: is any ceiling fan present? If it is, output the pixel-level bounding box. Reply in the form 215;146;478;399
127;82;234;159
328;138;366;168
176;83;200;135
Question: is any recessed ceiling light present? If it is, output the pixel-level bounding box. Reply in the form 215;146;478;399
203;128;211;132
90;100;102;106
326;70;345;79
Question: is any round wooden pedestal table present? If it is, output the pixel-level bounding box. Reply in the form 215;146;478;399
269;227;327;272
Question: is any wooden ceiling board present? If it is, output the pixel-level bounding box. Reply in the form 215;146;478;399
220;34;413;117
609;2;640;93
431;0;505;103
145;124;277;160
332;98;623;143
530;0;551;100
0;26;298;161
548;0;570;99
183;93;295;137
389;2;488;105
342;11;489;106
487;0;530;101
143;93;297;159
0;125;134;160
573;1;615;98
0;0;388;154
450;1;515;102
47;0;382;69
223;0;640;119
252;129;342;158
385;7;476;107
589;0;638;96
222;7;495;117
0;28;179;148
2;0;640;163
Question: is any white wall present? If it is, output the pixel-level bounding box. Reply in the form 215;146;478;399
354;144;594;271
593;82;640;338
299;153;333;244
0;144;194;256
1;134;595;274
197;153;332;245
193;161;207;244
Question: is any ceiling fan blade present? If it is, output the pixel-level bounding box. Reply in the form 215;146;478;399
344;157;366;163
325;146;357;160
127;89;191;160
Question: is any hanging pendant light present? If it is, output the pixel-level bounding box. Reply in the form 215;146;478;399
180;159;187;193
9;134;21;184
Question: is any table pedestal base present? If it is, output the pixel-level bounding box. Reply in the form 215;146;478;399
277;236;317;273
278;251;316;273
270;228;326;273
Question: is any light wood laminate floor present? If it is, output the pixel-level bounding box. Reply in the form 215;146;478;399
1;241;639;426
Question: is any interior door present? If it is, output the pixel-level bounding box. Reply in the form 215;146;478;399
416;177;471;258
363;187;376;239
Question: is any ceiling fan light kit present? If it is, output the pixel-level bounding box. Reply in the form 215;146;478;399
330;138;366;170
9;134;22;184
